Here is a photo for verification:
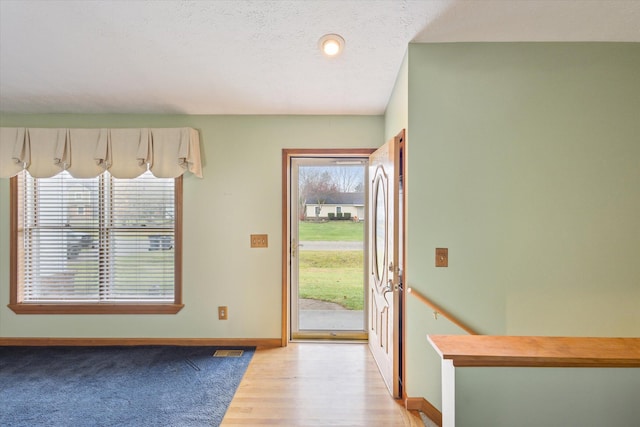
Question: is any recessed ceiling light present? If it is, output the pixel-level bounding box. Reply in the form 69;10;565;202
319;34;345;57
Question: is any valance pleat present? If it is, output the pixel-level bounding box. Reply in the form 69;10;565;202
149;127;202;178
0;127;202;179
25;128;68;178
67;128;108;178
0;127;26;177
104;128;151;179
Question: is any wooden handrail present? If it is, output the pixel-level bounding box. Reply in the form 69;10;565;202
407;287;479;335
427;335;640;368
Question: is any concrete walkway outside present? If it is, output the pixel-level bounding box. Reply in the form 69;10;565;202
298;298;364;330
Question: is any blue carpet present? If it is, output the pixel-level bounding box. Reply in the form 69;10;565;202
0;346;254;427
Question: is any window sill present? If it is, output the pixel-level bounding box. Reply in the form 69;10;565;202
7;303;184;315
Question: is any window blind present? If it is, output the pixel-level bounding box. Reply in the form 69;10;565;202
17;170;176;303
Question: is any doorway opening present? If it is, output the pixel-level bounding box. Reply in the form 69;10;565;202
281;131;405;398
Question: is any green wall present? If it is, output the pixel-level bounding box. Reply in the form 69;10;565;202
456;367;640;426
401;43;640;425
0;114;383;338
384;50;408;141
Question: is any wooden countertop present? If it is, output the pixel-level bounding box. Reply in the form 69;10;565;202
427;335;640;367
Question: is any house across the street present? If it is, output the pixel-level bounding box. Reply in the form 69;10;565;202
304;192;364;221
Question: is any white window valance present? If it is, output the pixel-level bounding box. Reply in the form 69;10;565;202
0;127;202;179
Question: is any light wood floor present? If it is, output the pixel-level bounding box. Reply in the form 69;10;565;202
221;342;424;426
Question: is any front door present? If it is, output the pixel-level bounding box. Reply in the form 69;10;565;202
368;131;404;397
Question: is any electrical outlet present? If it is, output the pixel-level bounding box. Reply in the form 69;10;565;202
218;306;228;320
250;234;268;248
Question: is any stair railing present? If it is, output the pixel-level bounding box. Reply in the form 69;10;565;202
407;287;479;335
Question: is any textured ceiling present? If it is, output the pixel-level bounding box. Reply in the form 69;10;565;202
1;0;639;115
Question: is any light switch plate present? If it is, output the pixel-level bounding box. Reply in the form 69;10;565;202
250;234;268;248
436;248;448;267
218;306;228;320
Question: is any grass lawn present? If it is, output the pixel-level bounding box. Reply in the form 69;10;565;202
298;250;364;310
298;220;364;241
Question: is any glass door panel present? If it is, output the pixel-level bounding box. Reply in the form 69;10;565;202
290;157;367;340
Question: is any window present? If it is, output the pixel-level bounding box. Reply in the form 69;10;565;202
9;170;183;314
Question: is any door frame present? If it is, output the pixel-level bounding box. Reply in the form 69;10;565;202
399;130;407;400
281;148;375;346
